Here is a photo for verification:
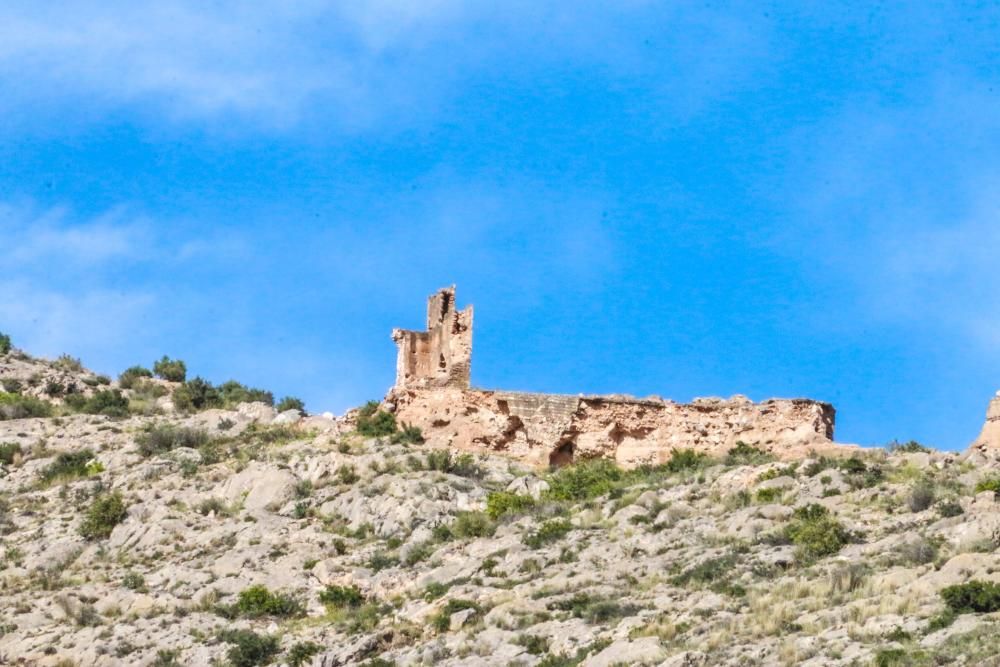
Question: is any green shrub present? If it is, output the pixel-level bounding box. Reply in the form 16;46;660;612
136;424;212;457
524;519;572;549
940;580;1000;613
545;459;623;501
451;511;495;538
0;332;10;355
39;449;99;483
367;551;399;572
319;585;364;608
485;491;536;519
286;642;322;667
431;599;481;632
784;503;850;561
887;439;932;454
118;366;153;389
76;389;130;417
391;423;424;444
219;380;273;406
0;442;21;465
79;492;128;540
54;354;83;372
937;499;964;518
234;585;304;618
276;396;305;414
666;448;710;472
122;571;146;591
0;392;53;420
547;593;638;624
217;629;280;667
153;356;186;382
838;457;884;489
425;450;483;477
356;403;397;437
755;487;782;504
725;441;775;466
974;478;1000;495
907;482;936;512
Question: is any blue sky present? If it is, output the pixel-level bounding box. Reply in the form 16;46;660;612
2;2;1000;449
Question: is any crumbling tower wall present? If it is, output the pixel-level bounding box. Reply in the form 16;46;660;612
386;286;844;467
392;286;473;390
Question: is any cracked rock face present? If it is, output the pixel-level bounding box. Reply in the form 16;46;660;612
389;387;842;468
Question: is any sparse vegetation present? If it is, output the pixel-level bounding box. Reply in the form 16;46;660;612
485;490;536;519
217;629;280;667
153;356;187;382
940;580;1000;614
228;585;305;619
39;449;101;483
79;492;128;540
784;503;850;561
725;441;775;466
524;518;572;549
118;365;153;389
275;396;305;414
356;401;397;437
0;392;52;420
0;332;11;355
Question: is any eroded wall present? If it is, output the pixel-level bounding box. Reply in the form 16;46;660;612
391;286;473;390
385;286;843;467
387;387;840;466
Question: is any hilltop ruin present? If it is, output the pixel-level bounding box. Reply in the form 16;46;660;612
386;287;842;466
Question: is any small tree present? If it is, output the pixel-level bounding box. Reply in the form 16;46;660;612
276;396;306;414
0;332;11;355
118;365;152;389
152;356;187;382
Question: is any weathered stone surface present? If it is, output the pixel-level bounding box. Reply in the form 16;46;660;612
385;288;845;467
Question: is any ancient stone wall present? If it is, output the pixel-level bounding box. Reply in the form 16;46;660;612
391;286;473;390
386;287;842;467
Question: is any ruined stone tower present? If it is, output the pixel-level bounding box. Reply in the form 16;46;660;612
391;286;473;390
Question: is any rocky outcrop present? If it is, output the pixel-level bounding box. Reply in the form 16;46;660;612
968;393;1000;456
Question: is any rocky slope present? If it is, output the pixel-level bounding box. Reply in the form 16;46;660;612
2;346;1000;666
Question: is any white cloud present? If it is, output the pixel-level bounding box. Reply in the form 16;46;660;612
0;2;772;128
0;203;151;268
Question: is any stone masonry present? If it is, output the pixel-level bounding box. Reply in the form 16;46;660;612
387;287;842;466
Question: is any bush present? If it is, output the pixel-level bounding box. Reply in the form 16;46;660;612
39;449;99;483
75;389;130;417
485;491;536;519
391;423;424;444
219;381;273;407
276;396;305;414
451;511;496;538
153;356;186;382
887;439;932;454
234;585;304;618
286;642;322;667
0;392;52;420
425;450;483;477
937;499;964;518
547;593;638;624
0;442;21;465
217;629;280;667
0;332;10;355
784;503;850;561
755;487;782;504
122;571;146;591
838;457;884;489
118;366;153;389
431;599;481;632
907;482;936;513
974;478;1000;495
940;580;1000;614
53;354;83;372
136;424;212;457
545;459;623;501
79;492;128;540
725;441;775;466
524;519;572;549
319;584;364;608
356;403;396;437
666;448;710;472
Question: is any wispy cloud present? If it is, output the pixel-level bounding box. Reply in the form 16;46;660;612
0;2;772;129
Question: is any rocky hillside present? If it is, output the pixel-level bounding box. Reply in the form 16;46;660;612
2;341;1000;666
